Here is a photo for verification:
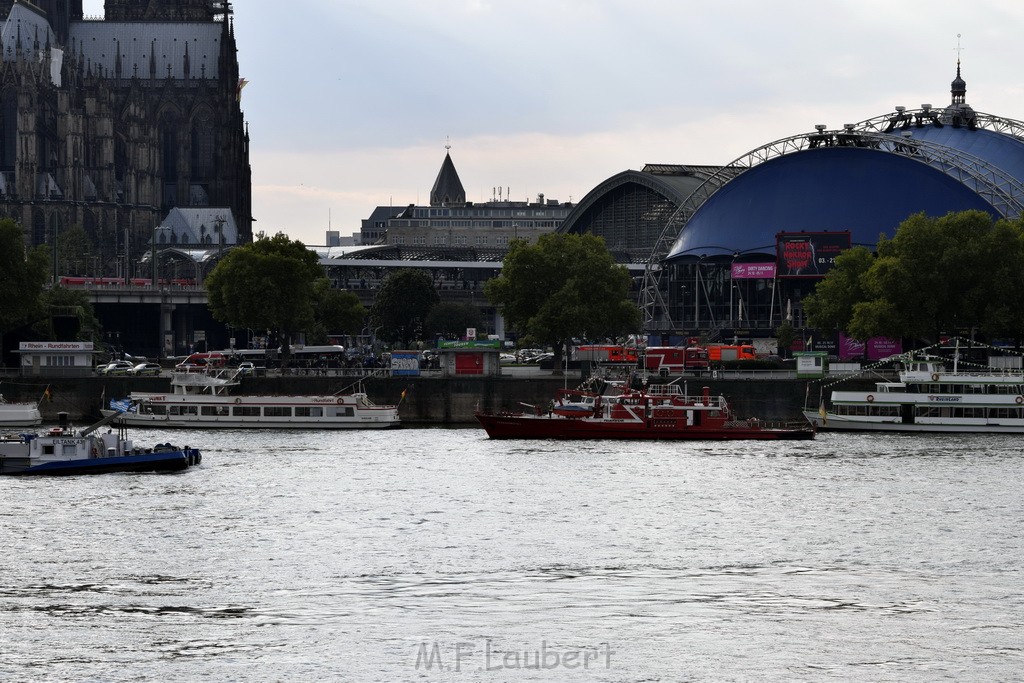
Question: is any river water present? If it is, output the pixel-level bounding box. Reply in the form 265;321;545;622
1;428;1022;682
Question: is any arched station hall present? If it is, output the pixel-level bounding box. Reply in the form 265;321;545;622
560;62;1024;351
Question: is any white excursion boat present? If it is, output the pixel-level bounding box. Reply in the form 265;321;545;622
102;368;401;429
0;394;43;428
804;358;1024;433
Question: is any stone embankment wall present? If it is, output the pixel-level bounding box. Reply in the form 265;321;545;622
3;374;877;425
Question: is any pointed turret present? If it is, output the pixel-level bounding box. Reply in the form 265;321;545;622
951;60;966;105
430;146;466;207
942;58;977;129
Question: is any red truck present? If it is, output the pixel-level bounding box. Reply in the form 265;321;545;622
573;345;639;363
644;346;710;376
705;344;758;362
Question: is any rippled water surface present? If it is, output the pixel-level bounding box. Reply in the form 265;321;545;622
2;428;1023;681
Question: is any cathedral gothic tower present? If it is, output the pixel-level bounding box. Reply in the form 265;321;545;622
0;0;252;272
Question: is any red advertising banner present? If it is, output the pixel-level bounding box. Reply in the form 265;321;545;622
776;231;851;278
731;262;777;279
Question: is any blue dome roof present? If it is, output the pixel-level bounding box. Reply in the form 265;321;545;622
667;145;999;260
897;125;1024;178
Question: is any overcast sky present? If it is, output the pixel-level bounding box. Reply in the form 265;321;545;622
81;1;1024;246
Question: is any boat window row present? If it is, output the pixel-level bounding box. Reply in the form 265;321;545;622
905;384;1024;395
141;404;356;418
916;407;1024;419
834;405;901;417
835;405;1024;419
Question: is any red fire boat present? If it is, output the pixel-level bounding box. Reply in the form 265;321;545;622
476;382;814;441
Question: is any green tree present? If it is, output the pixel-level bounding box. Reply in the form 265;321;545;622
975;218;1024;340
205;233;324;365
805;210;1024;344
55;226;95;276
368;269;439;347
423;302;484;340
803;246;875;332
774;320;797;358
485;233;640;371
33;287;102;342
0;219;49;336
305;280;366;345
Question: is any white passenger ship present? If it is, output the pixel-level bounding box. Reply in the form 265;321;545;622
103;368;401;429
804;359;1024;433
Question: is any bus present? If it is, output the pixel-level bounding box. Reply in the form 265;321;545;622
210;345;351;369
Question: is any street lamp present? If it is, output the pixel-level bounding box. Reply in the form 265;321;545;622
694;255;706;332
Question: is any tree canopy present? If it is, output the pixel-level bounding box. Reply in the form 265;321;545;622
423;302;484;340
305;280;366;345
485;233;640;365
804;210;1024;343
0;218;50;336
368;269;440;347
205;233;325;358
34;287;101;342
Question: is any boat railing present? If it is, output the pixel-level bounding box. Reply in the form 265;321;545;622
901;368;1024;381
645;384;684;397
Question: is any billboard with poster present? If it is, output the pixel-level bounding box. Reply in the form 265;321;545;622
776;231;851;278
839;333;902;361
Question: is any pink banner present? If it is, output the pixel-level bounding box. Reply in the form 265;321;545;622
839;333;902;360
731;262;777;279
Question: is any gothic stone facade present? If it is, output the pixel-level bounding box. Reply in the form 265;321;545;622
0;0;251;274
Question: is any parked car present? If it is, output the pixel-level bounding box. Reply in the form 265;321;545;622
131;362;162;376
237;361;256;375
517;348;543;363
101;360;135;376
499;353;517;365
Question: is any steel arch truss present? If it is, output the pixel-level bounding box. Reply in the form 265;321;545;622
640;123;1024;330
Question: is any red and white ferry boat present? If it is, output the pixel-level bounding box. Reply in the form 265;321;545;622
476;382;813;440
103;368;400;430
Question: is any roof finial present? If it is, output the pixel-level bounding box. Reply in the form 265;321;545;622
954;33;964;64
445;136;451;152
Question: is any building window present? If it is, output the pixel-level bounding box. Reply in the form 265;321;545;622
190;112;215;180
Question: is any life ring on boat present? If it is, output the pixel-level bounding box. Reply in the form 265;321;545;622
866;394;875;402
234;398;241;404
931;372;940;381
337;397;344;404
1016;395;1023;405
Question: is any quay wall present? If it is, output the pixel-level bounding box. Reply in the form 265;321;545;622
5;374;877;425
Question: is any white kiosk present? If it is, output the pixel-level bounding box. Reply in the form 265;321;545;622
18;341;96;376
